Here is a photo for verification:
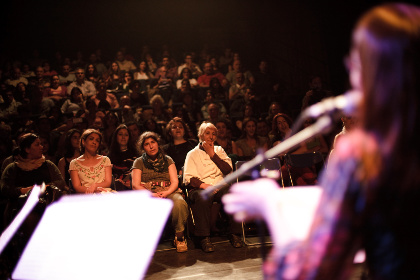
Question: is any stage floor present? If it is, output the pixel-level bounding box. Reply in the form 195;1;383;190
145;235;267;279
145;235;367;280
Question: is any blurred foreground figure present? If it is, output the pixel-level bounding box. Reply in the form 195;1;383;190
223;3;420;279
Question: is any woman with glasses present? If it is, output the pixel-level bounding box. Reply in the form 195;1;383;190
224;3;420;278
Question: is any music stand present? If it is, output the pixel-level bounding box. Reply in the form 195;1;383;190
12;191;172;280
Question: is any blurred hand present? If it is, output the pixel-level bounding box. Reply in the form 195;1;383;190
223;178;280;222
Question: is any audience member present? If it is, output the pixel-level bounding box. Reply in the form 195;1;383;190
28;66;50;88
208;77;227;101
21;63;35;79
87;53;107;76
201;91;227;120
61;87;85;115
269;113;293;147
177;53;202;78
90;81;119;111
183;122;242;252
301;75;333;111
133;60;154;81
85;63;100;84
5;67;28;87
176;67;198;89
197;62;228;88
225;59;254;86
58;63;75;86
155;56;178;81
45;75;66;101
104;62;123;90
67;67;97;99
0;89;21;120
69;129;112;194
145;53;158;75
108;124;139;191
218;47;233;74
1;133;65;238
131;131;188;253
42;61;58;78
126;121;142;147
215;118;238;156
57;129;81;186
163;117;198;174
115;50;136;73
235;117;268;160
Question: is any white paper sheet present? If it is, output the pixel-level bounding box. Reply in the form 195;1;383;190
12;190;172;280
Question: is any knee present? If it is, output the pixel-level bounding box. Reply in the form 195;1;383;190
171;194;188;210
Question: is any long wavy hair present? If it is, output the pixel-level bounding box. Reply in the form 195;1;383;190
353;4;420;184
63;129;81;158
108;124;139;160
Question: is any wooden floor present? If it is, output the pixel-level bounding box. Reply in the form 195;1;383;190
145;235;367;280
144;235;269;280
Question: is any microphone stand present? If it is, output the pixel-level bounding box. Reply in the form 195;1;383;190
201;115;333;199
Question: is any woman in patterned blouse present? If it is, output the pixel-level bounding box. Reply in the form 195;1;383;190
69;129;112;194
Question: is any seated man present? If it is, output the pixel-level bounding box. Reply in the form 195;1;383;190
197;63;228;88
177;53;202;78
225;59;254;86
183;122;242;252
58;63;76;86
5;67;28;87
89;81;119;111
67;68;97;99
155;56;178;81
115;50;136;73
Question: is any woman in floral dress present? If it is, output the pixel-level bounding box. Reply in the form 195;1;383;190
69;129;112;194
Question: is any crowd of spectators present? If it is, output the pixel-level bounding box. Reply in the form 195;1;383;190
0;47;338;258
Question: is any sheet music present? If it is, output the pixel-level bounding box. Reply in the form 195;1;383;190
0;184;43;255
12;190;172;280
269;186;323;250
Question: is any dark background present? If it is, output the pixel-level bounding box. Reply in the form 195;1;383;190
1;0;407;106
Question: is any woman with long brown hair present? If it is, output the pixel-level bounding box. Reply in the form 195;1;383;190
224;3;420;278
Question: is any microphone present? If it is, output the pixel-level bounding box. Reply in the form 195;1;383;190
302;90;362;118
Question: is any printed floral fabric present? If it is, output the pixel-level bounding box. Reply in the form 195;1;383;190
69;156;112;188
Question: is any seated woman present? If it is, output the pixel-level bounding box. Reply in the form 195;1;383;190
43;75;67;103
1;133;66;240
133;60;154;81
85;63;100;84
269;113;293;147
108;124;139;191
235;117;269;160
57;129;81;187
215;118;238;156
270;114;324;186
104;62;123;91
176;68;198;89
183;122;242;252
69;129;112;194
61;87;86;115
163;117;198;175
131;131;188;253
